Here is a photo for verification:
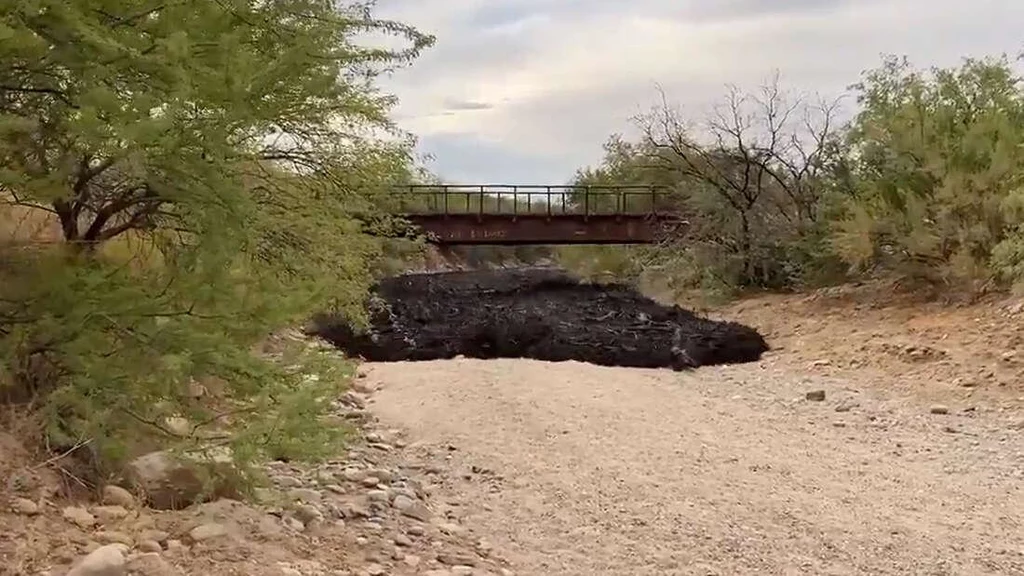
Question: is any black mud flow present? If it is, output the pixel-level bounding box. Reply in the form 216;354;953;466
310;269;769;370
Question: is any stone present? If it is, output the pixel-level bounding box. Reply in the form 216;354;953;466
293;503;325;525
403;554;422;567
407;525;425;536
163;416;190;437
101;486;136;508
393;534;413;547
125;449;240;510
11;497;39;515
286;488;322;503
165;540;185;552
93;505;130;524
930;405;950;415
451;567;474;576
341;468;368;482
367;468;394;483
126;552;183;576
137;540;163;553
366;490;389;502
67;543;128;576
392;495;432;521
360;476;380;488
139;530;169;544
187;523;228;542
63;506;97;529
437;553;477;566
273;475;304;488
436;522;466;536
365;564;386;576
94;531;133;546
805;390;826;402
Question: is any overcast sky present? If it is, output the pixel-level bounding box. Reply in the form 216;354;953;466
375;0;1024;184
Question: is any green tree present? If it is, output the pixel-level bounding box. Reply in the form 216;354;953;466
834;54;1024;289
561;76;848;295
0;0;432;476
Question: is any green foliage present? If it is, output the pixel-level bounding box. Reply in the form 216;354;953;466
834;54;1024;288
559;80;850;293
562;54;1024;298
0;0;432;475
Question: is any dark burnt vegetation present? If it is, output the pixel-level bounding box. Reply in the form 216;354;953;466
310;268;768;370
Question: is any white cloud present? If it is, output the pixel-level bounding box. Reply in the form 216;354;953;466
373;0;1024;182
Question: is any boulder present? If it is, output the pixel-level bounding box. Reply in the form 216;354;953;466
125;449;241;510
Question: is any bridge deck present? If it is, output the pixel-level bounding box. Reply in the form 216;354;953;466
392;185;681;245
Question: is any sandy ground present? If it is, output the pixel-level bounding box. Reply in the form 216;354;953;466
367;353;1024;575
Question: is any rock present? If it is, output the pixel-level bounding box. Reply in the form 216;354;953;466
805;390;826;402
139;530;169;544
365;564;386;576
393;494;432;521
163;416;190;437
451;567;474;576
437;552;477;566
125;449;240;510
137;540;163;553
342;502;370;519
341;468;368;482
393;534;413;547
930;405;950;415
165;540;185;552
12;497;39;515
67;543;128;576
403;554;422;567
101;486;137;508
436;522;466;536
63;506;97;529
292;503;325;525
423;571;452;576
126;552;182;576
367;468;394;483
366;489;389;502
273;475;304;488
94;531;133;546
360;476;380;488
187;523;228;542
286;488;322;503
93;505;130;524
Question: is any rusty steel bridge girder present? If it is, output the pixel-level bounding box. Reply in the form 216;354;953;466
404;213;681;245
390;184;683;245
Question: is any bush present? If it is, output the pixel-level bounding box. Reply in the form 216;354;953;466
833;55;1024;289
0;0;432;478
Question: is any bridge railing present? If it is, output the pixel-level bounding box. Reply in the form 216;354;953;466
392;184;669;217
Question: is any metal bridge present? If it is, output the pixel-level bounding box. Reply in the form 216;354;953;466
392;184;682;245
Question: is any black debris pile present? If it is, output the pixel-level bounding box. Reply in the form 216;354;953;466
310;268;768;370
